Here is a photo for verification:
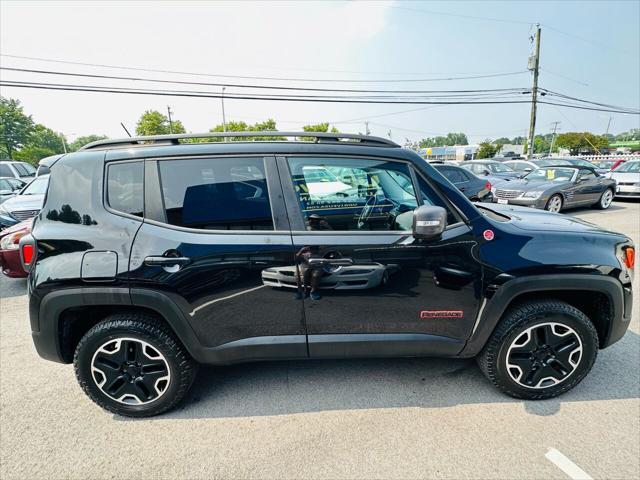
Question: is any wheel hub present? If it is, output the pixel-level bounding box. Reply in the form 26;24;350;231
91;338;171;405
506;322;582;389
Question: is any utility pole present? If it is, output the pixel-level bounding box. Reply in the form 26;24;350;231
167;106;174;134
526;24;541;160
365;121;370;135
221;87;227;132
605;116;612;135
549;121;560;155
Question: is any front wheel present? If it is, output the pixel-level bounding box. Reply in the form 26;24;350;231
545;194;563;213
594;188;614;210
74;313;197;417
477;300;598;400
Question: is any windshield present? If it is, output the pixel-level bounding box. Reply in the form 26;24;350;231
484;162;515;173
21;175;49;195
524;168;576;182
616;161;640;173
534;159;571;167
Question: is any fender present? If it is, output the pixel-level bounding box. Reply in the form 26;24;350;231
459;273;628;357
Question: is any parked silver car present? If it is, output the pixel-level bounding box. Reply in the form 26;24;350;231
607;160;640;199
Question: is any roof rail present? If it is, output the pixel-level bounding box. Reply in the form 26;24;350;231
80;131;400;151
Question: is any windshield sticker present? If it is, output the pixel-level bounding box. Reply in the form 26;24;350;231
547;170;556;180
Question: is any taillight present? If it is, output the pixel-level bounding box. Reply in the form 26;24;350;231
485;181;492;190
624;247;635;269
18;233;36;272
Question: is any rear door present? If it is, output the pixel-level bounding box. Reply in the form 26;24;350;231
128;156;306;362
278;155;482;358
438;167;470;196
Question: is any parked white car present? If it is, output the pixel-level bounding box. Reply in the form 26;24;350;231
606;160;640;199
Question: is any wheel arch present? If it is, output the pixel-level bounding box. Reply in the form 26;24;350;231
35;288;206;364
460;274;625;357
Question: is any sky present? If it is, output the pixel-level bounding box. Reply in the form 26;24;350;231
1;0;639;145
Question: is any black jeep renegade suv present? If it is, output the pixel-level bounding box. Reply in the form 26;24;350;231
23;132;635;417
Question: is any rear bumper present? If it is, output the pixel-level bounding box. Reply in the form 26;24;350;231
0;249;26;277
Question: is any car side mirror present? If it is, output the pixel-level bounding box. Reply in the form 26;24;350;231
524;167;533;172
412;205;447;240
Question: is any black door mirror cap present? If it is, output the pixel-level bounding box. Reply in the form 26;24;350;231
412;205;447;240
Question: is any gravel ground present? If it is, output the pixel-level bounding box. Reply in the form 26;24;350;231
1;201;638;479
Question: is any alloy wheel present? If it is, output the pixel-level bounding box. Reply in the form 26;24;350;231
91;337;171;405
546;195;562;213
505;322;582;389
600;189;613;208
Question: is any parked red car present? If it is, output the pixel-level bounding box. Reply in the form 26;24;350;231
0;219;31;278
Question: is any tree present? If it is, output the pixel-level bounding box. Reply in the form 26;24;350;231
0;97;34;159
135;110;185;136
555;132;609;155
300;123;339;141
476;140;499;159
494;137;511;145
615;128;640;141
69;135;108;152
418;132;468;148
208;118;284;141
13;124;66;165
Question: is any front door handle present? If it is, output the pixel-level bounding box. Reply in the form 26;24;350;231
144;256;191;267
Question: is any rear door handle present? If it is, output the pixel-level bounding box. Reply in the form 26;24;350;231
144;256;191;267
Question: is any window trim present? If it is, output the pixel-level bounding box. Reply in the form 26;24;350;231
142;154;287;235
103;159;145;222
282;153;465;235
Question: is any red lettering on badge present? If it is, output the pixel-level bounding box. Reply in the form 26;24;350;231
420;311;464;319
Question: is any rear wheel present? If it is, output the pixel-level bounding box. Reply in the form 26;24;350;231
477;300;598;399
594;188;614;209
545;194;563;213
74;313;197;417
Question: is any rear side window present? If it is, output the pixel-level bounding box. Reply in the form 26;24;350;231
107;162;143;217
158;157;273;230
0;164;13;177
439;167;465;183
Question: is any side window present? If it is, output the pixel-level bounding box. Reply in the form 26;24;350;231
158;157;273;230
107;161;144;217
415;175;457;226
0;179;7;190
287;157;419;231
0;164;13;177
578;169;596;181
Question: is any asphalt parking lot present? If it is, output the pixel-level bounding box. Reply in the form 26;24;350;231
1;201;638;480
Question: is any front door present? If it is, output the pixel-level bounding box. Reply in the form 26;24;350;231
276;155;483;358
128;155;306;363
574;168;605;204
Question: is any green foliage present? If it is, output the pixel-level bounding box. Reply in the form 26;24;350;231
418;132;468;148
135;110;185;136
615;128;640;141
12;124;66;165
555;132;609;155
0;97;34;159
208;118;285;141
69;135;108;152
299;123;339;140
476;140;499;159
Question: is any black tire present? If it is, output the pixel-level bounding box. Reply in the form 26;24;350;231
74;313;197;417
477;299;598;400
545;194;563;213
594;188;614;210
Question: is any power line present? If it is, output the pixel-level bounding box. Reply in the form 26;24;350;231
0;54;529;84
0;66;530;95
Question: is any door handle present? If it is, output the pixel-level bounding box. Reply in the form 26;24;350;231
144;256;191;267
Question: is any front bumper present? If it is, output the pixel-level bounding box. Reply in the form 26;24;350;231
492;196;547;209
615;185;640;198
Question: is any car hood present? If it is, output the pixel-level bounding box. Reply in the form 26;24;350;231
1;193;44;212
478;202;623;236
609;171;640;182
494;179;568;191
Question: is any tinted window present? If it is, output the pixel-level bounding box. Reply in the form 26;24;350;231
0;179;8;191
578;169;596;180
107;162;143;217
439;167;465;183
288;157;419;231
158;157;273;230
0;164;13;177
16;162;36;175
